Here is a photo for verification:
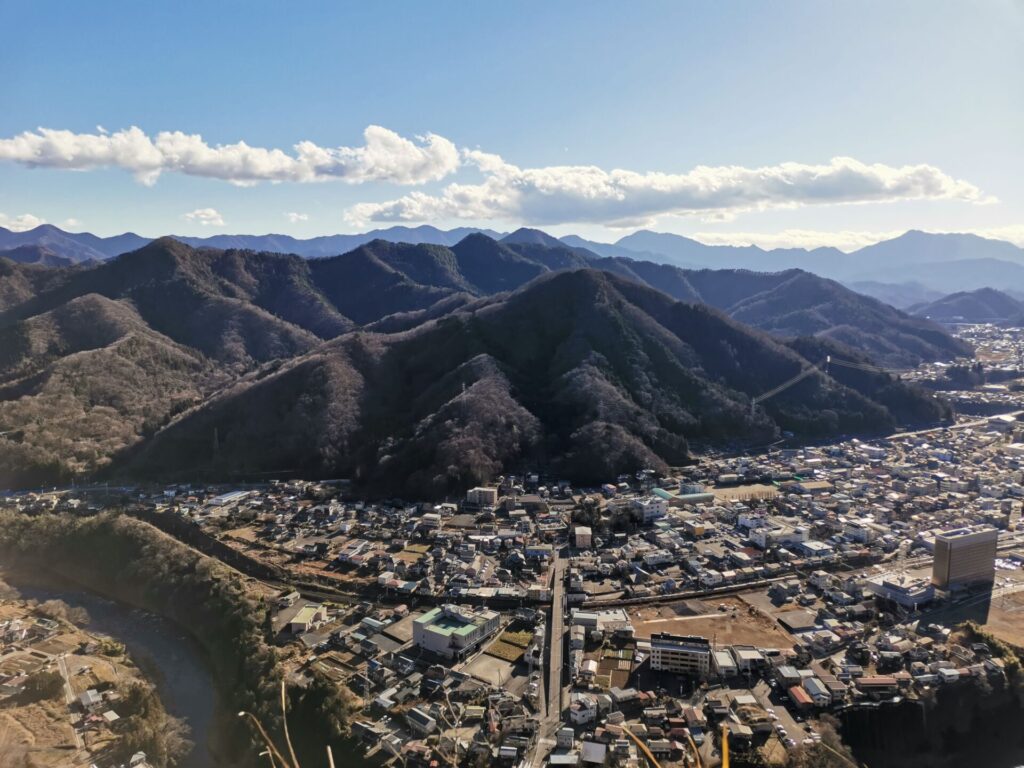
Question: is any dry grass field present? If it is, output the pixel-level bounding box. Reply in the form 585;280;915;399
629;596;794;647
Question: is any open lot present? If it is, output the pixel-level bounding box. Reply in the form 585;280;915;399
629;596;795;648
462;651;515;687
925;574;1024;648
711;483;779;502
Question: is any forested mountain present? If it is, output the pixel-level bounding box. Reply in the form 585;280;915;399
124;270;948;497
0;235;964;492
909;288;1024;324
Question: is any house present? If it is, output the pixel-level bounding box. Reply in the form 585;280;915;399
406;706;437;735
802;677;831;707
289;603;328;634
570;694;598;725
556;727;575;750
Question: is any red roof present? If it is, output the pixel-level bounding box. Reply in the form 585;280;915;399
856;676;897;687
788;685;813;704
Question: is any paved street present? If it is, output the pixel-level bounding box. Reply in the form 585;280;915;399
533;551;568;766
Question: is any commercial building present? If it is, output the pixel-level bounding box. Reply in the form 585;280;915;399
649;633;711;678
412;604;500;660
866;573;935;609
931;527;998;589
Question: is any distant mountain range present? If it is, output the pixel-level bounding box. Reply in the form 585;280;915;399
909;287;1024;325
4;223;1023;297
0;233;962;493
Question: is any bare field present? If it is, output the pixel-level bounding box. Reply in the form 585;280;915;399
0;702;76;765
629;596;794;648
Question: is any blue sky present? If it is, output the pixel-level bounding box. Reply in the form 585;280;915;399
1;0;1021;249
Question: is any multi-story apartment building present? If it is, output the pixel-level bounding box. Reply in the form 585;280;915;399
649;633;711;678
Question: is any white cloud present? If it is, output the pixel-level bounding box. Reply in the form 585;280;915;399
183;208;225;226
0;212;46;232
285;212;309;223
61;217;82;230
348;151;986;227
0;125;460;187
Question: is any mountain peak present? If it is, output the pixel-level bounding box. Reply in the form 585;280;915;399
500;227;563;248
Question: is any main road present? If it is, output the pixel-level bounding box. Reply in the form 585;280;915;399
532;551;568;766
547;552;567;722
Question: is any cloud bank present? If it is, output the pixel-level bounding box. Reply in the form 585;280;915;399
0;212;46;232
349;151;986;227
0;123;991;228
0;125;459;187
183;208;225;226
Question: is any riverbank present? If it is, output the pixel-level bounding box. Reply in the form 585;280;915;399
0;577;192;767
0;567;230;768
0;510;360;767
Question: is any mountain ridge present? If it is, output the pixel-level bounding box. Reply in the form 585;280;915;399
0;236;967;491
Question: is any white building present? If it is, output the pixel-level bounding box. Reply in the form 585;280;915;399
412;604;500;660
633;496;668;524
865;573;935;609
466;486;498;508
649;633;711;678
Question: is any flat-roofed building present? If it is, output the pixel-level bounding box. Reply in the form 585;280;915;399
866;573;935;609
465;486;498;508
412;604;500;660
649;633;711;678
932;527;998;589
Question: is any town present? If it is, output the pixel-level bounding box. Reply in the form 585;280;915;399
4;324;1024;768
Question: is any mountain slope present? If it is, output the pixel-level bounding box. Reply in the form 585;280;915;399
0;244;77;268
844;281;943;309
0;293;224;486
910;288;1024;324
0;239;326;368
586;261;969;367
307;241;461;325
123;270;948;497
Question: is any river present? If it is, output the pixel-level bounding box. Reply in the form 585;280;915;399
1;570;226;768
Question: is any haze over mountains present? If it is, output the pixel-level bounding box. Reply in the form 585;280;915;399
909;287;1024;325
0;232;964;494
3;224;1024;298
